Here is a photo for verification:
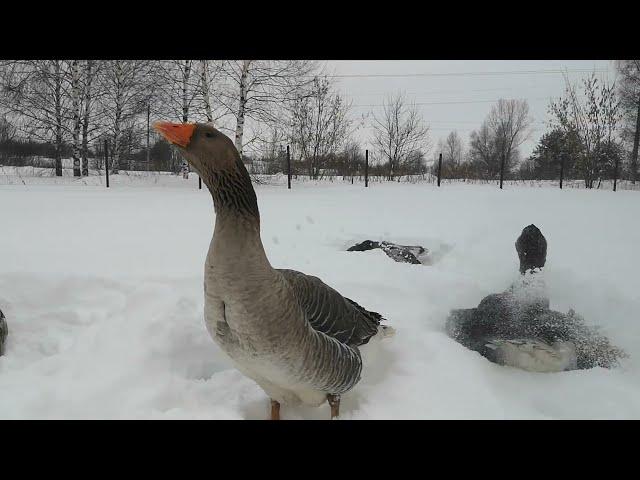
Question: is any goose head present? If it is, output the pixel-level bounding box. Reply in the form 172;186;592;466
154;121;259;219
515;224;547;274
153;122;239;177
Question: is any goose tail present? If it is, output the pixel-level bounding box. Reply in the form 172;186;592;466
360;323;395;370
379;324;396;339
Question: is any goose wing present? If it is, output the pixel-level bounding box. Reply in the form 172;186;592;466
277;269;384;347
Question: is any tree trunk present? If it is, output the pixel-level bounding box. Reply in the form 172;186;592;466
81;61;94;176
111;107;121;174
180;60;191;178
54;61;63;177
71;60;81;177
200;60;213;122
112;133;120;173
111;63;123;174
55;132;62;177
234;60;251;160
182;60;191;123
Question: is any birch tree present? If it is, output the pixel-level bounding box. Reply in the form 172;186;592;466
616;60;640;183
154;60;202;123
371;92;430;180
70;60;82;176
199;60;225;123
217;60;317;160
80;60;104;175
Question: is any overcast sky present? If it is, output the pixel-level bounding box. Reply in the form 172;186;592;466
323;60;614;163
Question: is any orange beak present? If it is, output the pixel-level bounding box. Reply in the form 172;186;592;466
153;122;196;148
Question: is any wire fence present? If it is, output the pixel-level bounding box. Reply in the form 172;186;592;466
2;153;639;192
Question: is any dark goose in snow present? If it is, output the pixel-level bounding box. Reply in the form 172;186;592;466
348;240;427;265
446;225;626;372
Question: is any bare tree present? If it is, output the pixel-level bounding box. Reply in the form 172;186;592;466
341;139;364;180
99;60;154;173
616;60;640;183
371;92;430;180
217;60;317;160
444;130;464;166
487;99;532;188
0;115;16;143
0;60;74;176
154;60;203;123
468;121;500;179
437;130;464;177
549;73;621;188
70;60;82;176
288;76;352;179
199;60;225;124
80;60;104;175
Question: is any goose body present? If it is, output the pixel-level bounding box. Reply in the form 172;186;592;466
155;122;393;415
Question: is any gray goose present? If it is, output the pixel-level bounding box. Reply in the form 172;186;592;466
154;121;395;419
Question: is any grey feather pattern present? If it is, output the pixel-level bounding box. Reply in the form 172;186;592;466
277;269;384;347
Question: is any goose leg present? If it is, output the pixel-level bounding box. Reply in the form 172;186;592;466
327;394;340;419
270;399;280;420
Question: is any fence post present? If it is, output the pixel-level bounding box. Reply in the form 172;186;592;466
287;145;291;190
437;153;442;187
365;149;369;187
559;153;565;190
613;154;619;192
104;140;110;188
146;103;150;172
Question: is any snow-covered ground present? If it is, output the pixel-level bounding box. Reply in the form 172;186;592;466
1;173;639;419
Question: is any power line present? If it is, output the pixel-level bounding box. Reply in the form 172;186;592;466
342;86;541;97
313;68;610;79
425;120;546;125
350;97;553;108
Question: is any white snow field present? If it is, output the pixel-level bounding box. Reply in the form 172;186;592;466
1;172;639;419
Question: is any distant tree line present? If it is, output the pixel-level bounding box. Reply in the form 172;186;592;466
2;61;639;189
430;65;640;189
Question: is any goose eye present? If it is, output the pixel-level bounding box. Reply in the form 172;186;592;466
205;132;214;138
